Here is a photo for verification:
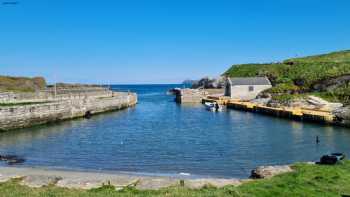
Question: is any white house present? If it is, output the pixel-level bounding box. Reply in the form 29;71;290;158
224;77;272;100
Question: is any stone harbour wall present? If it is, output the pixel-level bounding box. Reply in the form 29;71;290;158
0;92;137;131
175;89;207;103
0;87;113;103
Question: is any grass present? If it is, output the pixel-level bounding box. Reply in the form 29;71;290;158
0;76;46;93
225;62;350;89
1;161;350;196
285;50;350;63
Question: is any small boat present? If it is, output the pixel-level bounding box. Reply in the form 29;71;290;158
204;102;223;112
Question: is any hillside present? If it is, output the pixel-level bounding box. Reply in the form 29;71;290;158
0;76;46;92
285;50;350;63
224;50;350;104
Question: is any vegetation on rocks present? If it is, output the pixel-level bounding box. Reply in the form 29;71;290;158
0;76;46;92
224;50;350;104
0;161;349;196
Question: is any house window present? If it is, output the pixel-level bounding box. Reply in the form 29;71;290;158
248;86;254;92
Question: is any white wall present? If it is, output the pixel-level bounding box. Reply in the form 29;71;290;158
229;85;272;100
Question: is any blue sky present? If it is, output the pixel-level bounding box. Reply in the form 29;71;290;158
0;0;349;84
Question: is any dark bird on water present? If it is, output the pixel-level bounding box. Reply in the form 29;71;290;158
316;136;320;144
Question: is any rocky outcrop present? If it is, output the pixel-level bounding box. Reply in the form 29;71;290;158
333;106;350;126
185;179;242;189
252;93;272;105
268;95;343;112
334;107;350;120
250;165;293;179
312;75;350;91
191;77;225;89
306;96;343;111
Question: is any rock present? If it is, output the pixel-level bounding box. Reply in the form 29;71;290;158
306;96;343;111
135;178;178;190
185;178;241;189
0;174;19;183
250;165;293;179
191;77;225;89
307;96;329;106
335;107;349;118
251;98;271;105
21;175;62;188
56;178;104;190
0;155;26;165
312;75;350;91
333;106;350;126
270;96;343;112
182;80;198;86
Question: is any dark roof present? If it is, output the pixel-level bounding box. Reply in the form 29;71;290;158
229;77;271;86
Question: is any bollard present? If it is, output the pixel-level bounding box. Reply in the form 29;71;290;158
180;179;185;187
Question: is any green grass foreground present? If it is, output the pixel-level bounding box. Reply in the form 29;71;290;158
1;161;350;197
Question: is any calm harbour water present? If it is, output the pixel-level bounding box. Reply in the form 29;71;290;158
1;84;350;178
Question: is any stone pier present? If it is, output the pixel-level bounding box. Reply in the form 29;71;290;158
0;91;137;131
175;89;207;103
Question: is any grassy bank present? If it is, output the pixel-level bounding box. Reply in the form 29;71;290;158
1;161;349;197
224;50;350;104
0;76;46;93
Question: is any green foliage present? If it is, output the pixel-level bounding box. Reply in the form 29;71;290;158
267;83;300;94
311;82;350;105
225;62;350;90
224;63;287;82
0;76;46;93
1;161;350;196
224;50;350;104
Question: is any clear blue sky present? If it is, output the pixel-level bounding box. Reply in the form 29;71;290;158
1;0;349;84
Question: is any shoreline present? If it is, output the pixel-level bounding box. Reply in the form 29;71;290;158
1;164;228;179
0;166;244;190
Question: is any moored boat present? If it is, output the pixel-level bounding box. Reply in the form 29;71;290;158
204;102;223;112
